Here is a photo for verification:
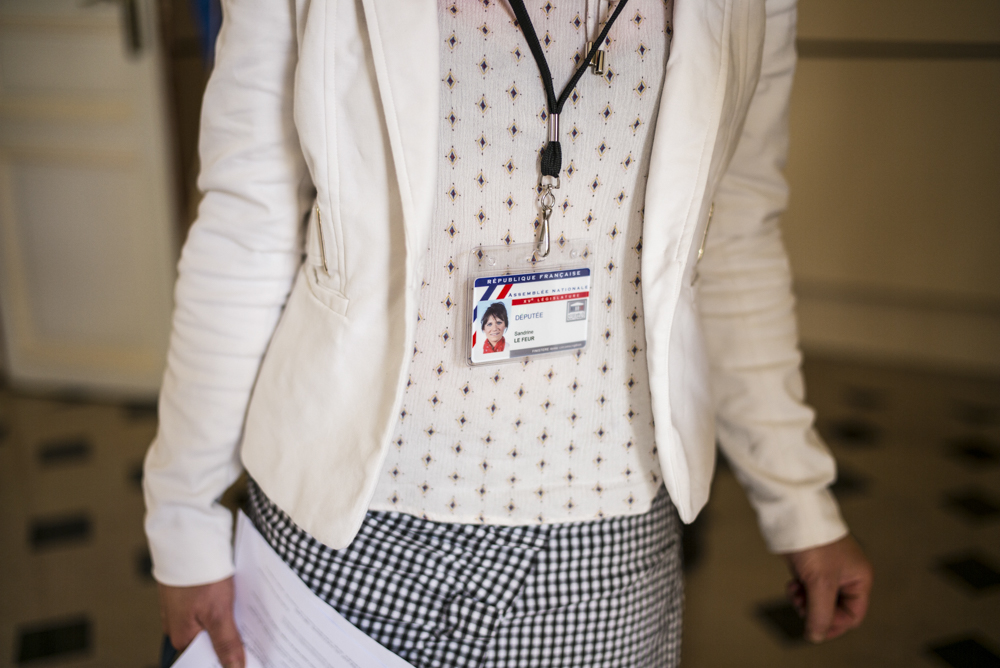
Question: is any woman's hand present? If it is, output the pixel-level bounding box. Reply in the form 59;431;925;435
783;535;873;643
158;576;245;668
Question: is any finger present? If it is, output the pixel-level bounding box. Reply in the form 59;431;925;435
825;579;872;639
825;609;855;641
803;576;838;643
786;580;806;617
202;607;246;668
166;614;204;652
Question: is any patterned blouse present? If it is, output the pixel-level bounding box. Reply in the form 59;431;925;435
370;0;674;525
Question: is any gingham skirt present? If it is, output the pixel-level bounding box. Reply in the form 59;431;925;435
246;479;683;668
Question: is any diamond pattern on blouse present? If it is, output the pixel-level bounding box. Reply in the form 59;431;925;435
373;0;673;526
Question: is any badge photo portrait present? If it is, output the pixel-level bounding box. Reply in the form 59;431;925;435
473;299;512;362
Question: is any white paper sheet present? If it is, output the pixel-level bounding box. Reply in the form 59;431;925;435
172;512;415;668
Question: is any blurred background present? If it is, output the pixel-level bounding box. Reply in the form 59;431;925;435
0;0;997;666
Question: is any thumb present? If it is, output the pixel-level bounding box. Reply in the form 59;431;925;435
802;575;837;644
202;607;246;668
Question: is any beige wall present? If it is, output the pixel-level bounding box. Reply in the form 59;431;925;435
783;0;1000;375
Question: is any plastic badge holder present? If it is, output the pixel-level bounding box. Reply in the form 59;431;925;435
466;240;593;366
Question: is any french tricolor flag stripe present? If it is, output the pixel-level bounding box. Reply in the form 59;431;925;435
479;282;512;303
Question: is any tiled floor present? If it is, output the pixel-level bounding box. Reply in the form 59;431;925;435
683;357;1000;668
1;355;998;667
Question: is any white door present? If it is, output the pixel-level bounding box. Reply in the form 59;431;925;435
0;0;177;398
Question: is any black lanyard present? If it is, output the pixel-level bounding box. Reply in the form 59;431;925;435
507;0;630;180
507;0;630;256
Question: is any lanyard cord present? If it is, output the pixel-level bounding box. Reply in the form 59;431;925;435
506;0;630;178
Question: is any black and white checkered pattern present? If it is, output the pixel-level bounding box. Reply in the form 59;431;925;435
247;479;682;668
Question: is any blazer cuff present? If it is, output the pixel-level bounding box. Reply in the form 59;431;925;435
145;506;235;587
758;487;849;554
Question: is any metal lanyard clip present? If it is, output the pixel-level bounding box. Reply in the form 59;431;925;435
536;176;560;259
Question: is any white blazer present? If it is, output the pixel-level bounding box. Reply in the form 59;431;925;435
144;0;848;586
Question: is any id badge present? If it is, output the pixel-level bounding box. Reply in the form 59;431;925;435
467;241;592;366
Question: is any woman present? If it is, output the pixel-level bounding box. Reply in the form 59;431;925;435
147;1;871;666
481;303;508;355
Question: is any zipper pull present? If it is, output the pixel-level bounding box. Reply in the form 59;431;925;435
697;202;714;263
314;205;330;274
692;202;715;286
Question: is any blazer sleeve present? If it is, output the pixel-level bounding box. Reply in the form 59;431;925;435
143;0;310;586
696;0;850;553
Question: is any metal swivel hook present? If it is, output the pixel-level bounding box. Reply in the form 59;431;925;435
535;177;560;259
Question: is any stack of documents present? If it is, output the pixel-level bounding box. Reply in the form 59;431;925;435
174;512;415;668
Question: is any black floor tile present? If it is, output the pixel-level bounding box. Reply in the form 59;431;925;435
49;391;97;408
831;464;870;499
824;417;881;448
37;436;91;466
947;436;1000;469
943;488;1000;524
136;548;155;582
844;385;887;411
937;552;1000;593
955;401;999;428
16;616;91;664
123;401;158;421
129;461;144;490
928;636;1000;668
754;600;804;644
681;510;708;573
715;450;731;473
30;514;92;550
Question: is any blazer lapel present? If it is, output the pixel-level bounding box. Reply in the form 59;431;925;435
360;0;440;260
